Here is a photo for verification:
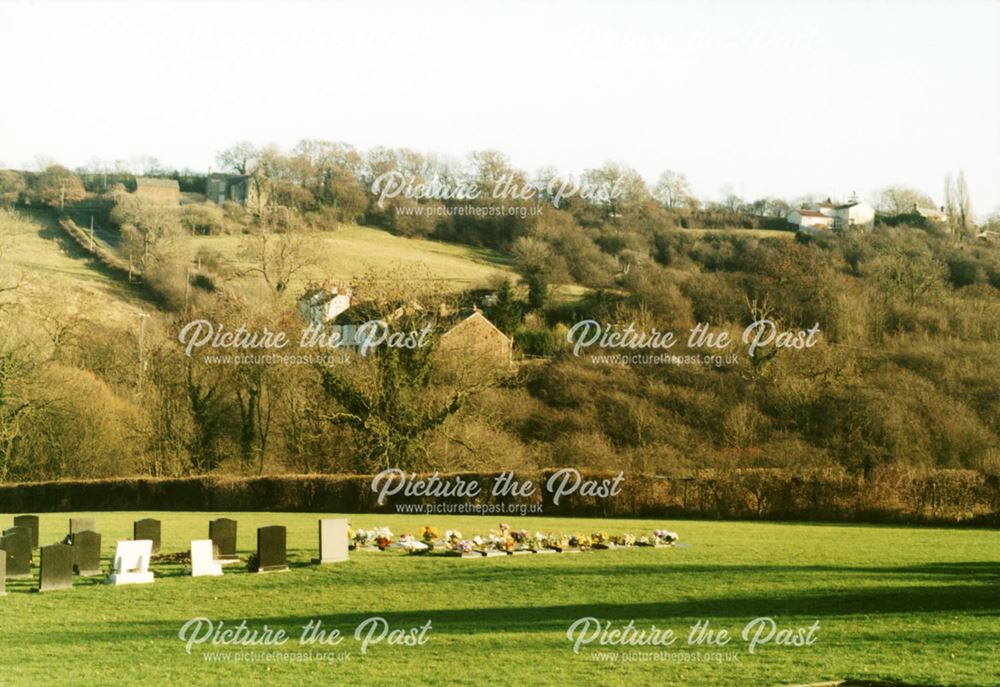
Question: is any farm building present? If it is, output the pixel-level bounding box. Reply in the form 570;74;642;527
787;208;833;230
915;206;948;223
134;177;180;203
436;308;512;372
788;199;875;232
206;173;258;206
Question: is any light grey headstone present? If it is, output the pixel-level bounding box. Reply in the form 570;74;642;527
316;519;349;564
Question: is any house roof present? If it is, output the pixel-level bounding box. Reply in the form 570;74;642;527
916;207;947;219
794;209;829;218
440;310;511;342
135;177;179;190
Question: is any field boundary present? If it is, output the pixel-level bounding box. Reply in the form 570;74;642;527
0;469;997;526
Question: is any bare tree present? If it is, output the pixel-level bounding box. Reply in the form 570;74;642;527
653;170;692;209
236;224;314;295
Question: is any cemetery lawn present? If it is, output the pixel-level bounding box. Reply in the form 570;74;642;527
0;514;996;687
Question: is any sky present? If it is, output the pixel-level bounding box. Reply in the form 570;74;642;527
1;0;998;213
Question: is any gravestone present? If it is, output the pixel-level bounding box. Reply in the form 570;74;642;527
133;519;161;555
2;527;33;579
190;540;222;577
208;518;239;564
314;519;349;564
0;555;5;595
106;540;154;586
69;518;96;535
71;530;102;576
256;526;288;573
13;515;39;548
38;543;74;592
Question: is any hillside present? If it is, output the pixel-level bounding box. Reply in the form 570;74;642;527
185;224;518;292
0;208;147;329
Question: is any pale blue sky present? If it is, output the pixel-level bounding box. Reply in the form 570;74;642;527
1;0;997;213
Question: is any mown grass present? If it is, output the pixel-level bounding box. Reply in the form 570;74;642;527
0;513;996;686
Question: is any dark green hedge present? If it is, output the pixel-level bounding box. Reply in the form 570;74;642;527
0;469;996;525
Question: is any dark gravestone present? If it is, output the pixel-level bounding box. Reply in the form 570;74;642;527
256;526;288;573
38;543;74;592
71;530;102;576
69;518;95;535
209;518;238;563
13;515;39;549
133;519;161;555
2;527;32;579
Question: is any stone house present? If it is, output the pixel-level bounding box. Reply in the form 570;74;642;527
206;173;258;206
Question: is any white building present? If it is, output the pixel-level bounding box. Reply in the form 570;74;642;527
298;284;355;325
788;199;875;232
830;201;875;229
787;208;833;230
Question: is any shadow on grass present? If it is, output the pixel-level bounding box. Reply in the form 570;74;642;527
39;577;1000;644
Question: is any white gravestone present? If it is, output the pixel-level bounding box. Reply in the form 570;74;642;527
106;540;154;586
190;539;223;577
315;519;349;564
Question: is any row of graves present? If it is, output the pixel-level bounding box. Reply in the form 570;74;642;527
0;516;351;594
352;524;680;557
0;517;679;593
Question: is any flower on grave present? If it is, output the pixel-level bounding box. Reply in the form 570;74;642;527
637;535;651;546
615;533;636;547
353;529;372;545
420;525;440;543
458;540;474;553
653;529;678;545
471;535;485;551
591;531;609;545
511;529;529;543
443;530;463;550
568;534;580;547
485;533;509;551
398;534;429;554
376;527;394;550
577;535;592;550
498;522;510;536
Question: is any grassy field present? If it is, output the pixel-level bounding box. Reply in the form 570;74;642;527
680;227;796;239
1;209;146;327
187;225;517;292
0;513;996;686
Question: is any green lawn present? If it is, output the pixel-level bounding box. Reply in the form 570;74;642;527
0;513;997;686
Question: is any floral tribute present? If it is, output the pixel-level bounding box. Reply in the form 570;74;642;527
345;523;679;557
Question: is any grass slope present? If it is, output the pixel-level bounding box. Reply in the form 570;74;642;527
0;513;996;686
1;208;147;328
187;225;517;292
